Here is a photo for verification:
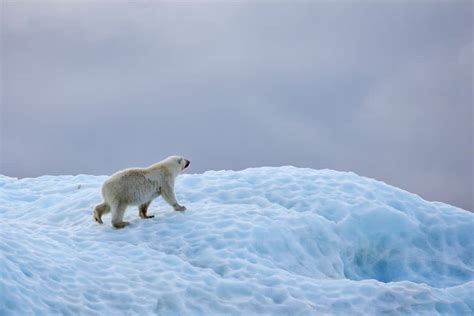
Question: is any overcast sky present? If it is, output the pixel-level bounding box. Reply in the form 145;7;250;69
1;1;472;210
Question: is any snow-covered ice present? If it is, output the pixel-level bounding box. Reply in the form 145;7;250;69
1;167;473;315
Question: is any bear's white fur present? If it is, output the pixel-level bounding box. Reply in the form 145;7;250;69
93;155;190;228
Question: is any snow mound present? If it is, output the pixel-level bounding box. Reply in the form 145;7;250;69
1;167;473;315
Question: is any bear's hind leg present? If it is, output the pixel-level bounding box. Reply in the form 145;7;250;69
139;201;154;219
111;202;129;229
93;202;110;224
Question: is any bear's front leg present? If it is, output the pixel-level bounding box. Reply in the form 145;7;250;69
173;203;186;211
162;183;186;211
138;201;155;219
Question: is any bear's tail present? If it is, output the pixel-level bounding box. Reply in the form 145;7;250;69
93;202;110;224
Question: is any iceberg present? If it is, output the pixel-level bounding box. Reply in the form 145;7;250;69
0;167;472;315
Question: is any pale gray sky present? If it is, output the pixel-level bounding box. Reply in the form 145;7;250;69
1;1;473;210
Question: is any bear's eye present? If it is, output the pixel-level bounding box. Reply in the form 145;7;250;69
177;158;183;164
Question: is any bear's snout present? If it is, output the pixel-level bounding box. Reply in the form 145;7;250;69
184;159;190;169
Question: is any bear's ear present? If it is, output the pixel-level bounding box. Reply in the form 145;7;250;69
177;157;183;164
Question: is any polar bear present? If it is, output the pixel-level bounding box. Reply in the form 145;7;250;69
93;155;190;228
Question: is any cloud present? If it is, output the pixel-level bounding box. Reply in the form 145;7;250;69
1;1;472;210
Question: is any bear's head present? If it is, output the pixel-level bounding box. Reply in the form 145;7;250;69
167;155;191;172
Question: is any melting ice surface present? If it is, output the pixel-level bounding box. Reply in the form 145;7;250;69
0;167;473;315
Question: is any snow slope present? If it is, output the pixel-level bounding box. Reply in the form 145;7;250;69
1;167;473;315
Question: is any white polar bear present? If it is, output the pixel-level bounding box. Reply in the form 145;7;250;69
93;155;190;228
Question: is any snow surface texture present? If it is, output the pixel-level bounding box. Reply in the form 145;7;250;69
1;167;473;315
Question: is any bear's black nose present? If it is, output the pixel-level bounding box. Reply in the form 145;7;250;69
185;160;190;168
